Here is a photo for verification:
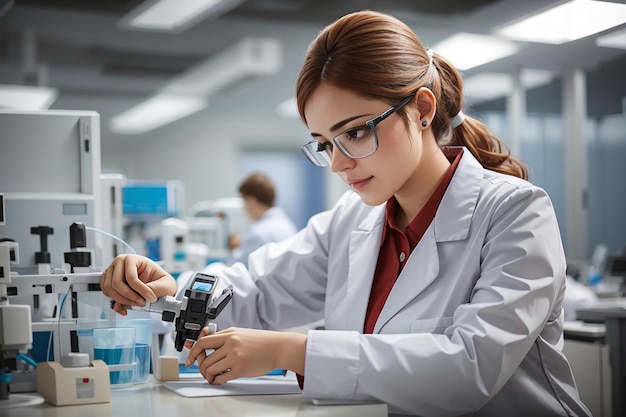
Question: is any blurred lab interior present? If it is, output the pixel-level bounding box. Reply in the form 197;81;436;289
0;0;625;416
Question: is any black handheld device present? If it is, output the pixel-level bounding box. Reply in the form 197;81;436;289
173;272;233;351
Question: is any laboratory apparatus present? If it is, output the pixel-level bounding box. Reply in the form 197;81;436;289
1;223;106;396
0;245;33;400
130;271;233;352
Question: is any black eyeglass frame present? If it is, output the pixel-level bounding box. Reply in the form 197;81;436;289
301;91;417;167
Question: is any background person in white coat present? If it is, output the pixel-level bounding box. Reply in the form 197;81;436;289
227;172;298;267
100;10;591;417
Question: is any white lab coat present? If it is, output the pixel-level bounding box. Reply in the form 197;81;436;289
227;207;298;266
202;148;590;417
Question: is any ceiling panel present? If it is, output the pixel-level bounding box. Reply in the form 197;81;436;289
0;0;624;123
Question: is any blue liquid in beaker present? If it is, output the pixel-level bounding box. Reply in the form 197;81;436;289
94;346;134;385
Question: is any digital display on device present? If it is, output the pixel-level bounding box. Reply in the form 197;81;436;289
191;279;213;293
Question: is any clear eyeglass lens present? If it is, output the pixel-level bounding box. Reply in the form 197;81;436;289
301;140;331;167
334;125;376;159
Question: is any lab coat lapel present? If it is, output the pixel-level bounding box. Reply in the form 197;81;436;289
346;205;385;331
373;225;440;333
373;149;482;333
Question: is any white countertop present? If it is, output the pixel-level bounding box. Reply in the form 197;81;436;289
0;378;388;417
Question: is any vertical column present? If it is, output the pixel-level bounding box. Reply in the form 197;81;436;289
506;67;525;158
562;68;589;260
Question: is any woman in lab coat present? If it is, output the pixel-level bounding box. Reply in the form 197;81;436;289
101;10;591;417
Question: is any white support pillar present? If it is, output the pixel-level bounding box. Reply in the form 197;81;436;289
506;67;525;158
562;68;589;260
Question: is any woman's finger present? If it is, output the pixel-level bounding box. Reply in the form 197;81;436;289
197;348;226;377
100;264;137;311
210;368;237;385
112;301;128;316
121;256;155;303
186;334;223;366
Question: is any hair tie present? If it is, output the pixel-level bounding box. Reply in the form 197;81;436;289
450;111;465;128
425;49;436;84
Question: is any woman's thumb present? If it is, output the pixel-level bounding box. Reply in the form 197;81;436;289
145;278;177;302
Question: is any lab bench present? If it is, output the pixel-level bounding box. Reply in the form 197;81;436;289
0;378;388;417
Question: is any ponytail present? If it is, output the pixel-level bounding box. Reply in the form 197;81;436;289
452;117;528;179
429;52;528;180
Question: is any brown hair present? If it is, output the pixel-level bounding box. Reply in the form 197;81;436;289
238;172;276;207
296;10;528;179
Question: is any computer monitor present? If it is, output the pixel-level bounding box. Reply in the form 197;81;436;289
122;180;184;218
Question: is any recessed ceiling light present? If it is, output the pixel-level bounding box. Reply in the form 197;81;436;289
464;73;512;102
0;84;58;110
596;27;626;49
463;69;554;103
431;33;519;71
495;0;626;44
109;38;281;134
110;94;208;134
120;0;246;32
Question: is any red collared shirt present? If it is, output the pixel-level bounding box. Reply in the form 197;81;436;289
363;148;463;334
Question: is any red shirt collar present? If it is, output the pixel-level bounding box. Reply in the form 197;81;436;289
383;148;464;246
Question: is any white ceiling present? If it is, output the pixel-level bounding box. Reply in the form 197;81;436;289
0;0;625;141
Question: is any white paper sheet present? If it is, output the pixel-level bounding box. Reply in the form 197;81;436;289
163;376;301;397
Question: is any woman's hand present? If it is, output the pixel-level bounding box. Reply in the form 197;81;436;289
185;327;307;385
100;254;177;315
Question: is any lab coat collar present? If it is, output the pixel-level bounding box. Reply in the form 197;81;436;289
355;146;481;241
365;147;483;333
433;147;482;242
356;203;386;232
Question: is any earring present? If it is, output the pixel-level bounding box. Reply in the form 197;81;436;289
421;120;428;127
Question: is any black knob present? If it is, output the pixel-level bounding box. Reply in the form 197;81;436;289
69;222;87;249
65;222;91;270
30;226;54;264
